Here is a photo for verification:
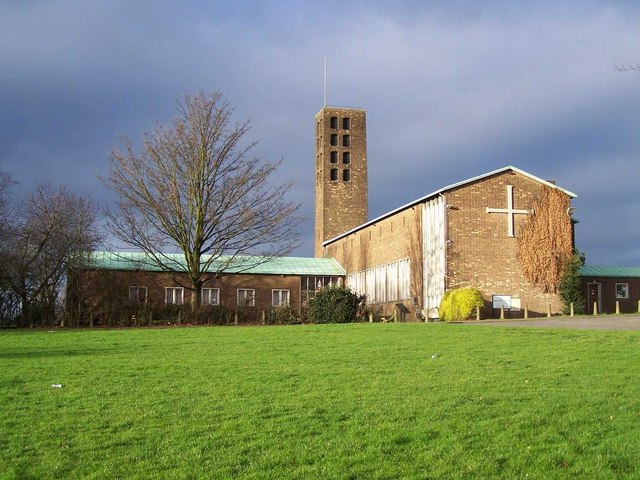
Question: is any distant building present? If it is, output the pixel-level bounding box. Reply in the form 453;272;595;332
580;266;640;314
320;164;576;319
71;253;343;325
76;103;580;323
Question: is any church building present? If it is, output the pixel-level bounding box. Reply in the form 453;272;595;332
315;106;577;320
73;104;578;324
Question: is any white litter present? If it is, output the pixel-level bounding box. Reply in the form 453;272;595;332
51;384;63;388
431;354;438;359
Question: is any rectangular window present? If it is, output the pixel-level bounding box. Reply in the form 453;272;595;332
237;289;255;307
202;288;220;305
342;151;350;164
330;151;338;163
165;287;184;305
129;286;147;304
348;258;411;303
330;116;338;129
272;289;290;306
342;169;351;182
616;283;629;299
342;134;351;147
343;117;351;130
330;134;338;146
330;168;338;181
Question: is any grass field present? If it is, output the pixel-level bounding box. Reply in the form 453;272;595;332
1;323;639;479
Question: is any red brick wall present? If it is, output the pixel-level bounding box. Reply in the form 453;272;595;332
75;269;301;313
581;277;640;314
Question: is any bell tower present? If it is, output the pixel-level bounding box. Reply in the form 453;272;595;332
314;107;368;257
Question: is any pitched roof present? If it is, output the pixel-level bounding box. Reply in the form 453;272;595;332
82;251;346;276
580;265;640;278
323;165;577;246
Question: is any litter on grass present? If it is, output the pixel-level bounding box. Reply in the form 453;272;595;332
51;384;63;388
431;354;438;359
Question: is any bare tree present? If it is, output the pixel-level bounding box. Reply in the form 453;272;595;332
103;91;302;309
7;183;101;327
0;172;18;326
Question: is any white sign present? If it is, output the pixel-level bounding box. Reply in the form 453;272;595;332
492;295;512;309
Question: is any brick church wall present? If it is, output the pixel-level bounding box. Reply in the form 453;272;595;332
315;108;368;257
325;206;423;320
445;171;568;317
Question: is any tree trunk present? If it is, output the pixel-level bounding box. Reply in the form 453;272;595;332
190;279;203;312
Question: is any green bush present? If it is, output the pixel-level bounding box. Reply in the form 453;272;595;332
559;251;586;315
266;303;298;325
439;287;484;322
307;285;366;324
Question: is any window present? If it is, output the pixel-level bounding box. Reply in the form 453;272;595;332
342;151;350;164
343;169;351;182
202;288;220;306
330;168;338;181
343;117;351;130
129;286;147;304
165;287;184;305
237;289;255;307
342;135;351;147
330;116;338;129
330;134;338;146
347;258;411;303
272;289;290;306
330;151;338;163
616;283;629;299
301;276;342;304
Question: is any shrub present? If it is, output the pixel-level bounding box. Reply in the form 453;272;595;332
307;285;366;324
266;303;298;325
559;251;586;315
439;287;484;322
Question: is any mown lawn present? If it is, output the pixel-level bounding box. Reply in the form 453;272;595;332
1;323;639;479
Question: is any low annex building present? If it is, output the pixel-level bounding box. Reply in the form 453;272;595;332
72;252;344;324
580;266;640;315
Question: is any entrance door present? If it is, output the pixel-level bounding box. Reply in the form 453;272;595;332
587;283;601;314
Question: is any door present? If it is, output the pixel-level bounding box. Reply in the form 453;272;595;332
587;283;601;314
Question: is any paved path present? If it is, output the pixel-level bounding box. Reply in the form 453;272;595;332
460;315;640;331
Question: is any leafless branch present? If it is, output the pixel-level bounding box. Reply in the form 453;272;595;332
102;91;303;309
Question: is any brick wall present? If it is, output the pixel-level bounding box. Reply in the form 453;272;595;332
74;269;302;316
581;277;640;314
325;170;574;319
325;207;423;319
314;107;368;257
445;171;571;316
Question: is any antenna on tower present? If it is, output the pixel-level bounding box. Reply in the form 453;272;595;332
323;58;327;107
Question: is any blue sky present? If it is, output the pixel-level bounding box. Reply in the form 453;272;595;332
1;1;639;265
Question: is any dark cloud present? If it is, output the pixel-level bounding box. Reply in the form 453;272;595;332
1;1;639;264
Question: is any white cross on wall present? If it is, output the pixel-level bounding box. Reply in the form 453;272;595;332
485;185;529;237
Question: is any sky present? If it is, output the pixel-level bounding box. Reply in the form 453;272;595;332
1;0;639;265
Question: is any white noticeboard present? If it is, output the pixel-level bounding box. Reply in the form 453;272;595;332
511;298;521;311
492;295;511;310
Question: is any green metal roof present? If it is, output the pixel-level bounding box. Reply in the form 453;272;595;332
580;265;640;278
83;251;345;276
